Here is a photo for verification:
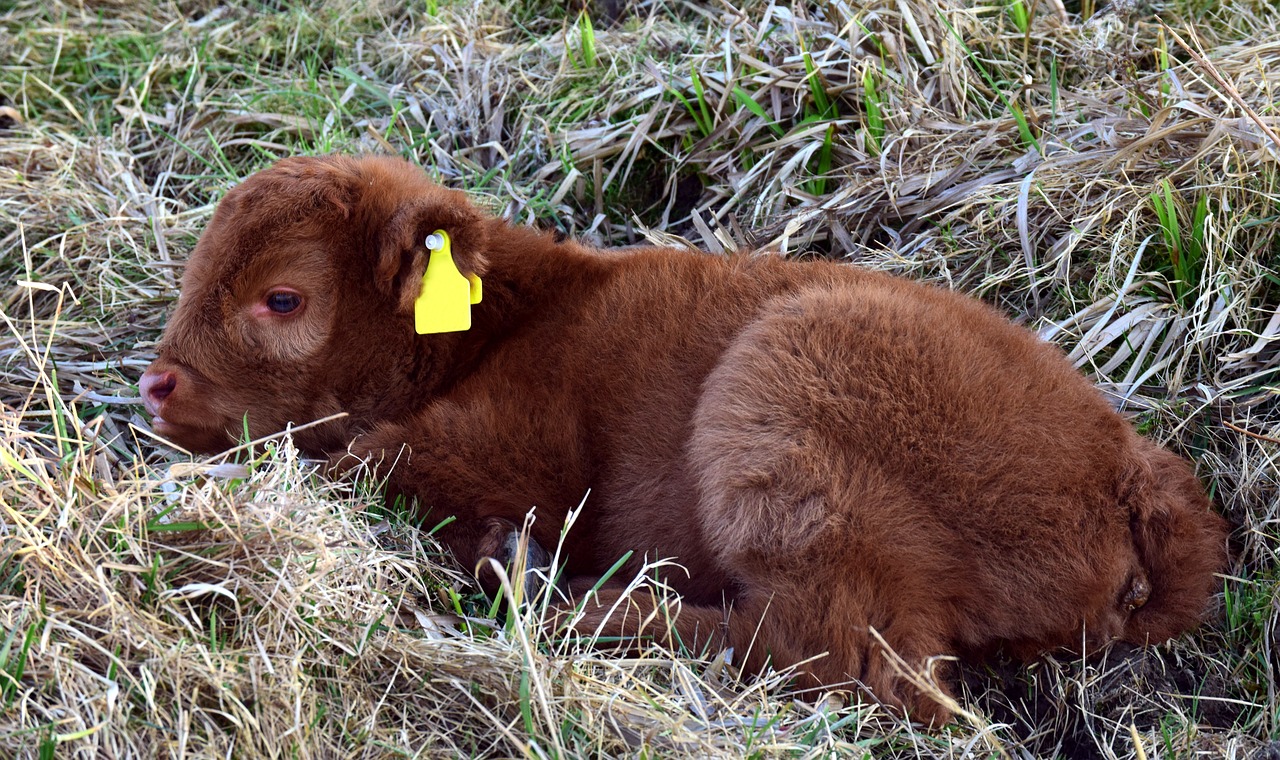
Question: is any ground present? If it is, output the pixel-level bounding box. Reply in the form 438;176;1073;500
0;0;1277;757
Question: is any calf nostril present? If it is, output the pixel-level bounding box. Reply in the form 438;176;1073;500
141;370;178;405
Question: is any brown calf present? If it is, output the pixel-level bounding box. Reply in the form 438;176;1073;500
140;155;1228;725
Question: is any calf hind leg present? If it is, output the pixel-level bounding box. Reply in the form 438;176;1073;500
730;578;958;726
682;287;962;725
556;577;956;726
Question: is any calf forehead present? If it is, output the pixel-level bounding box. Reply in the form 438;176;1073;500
182;199;350;309
185;158;359;272
171;244;337;334
187;209;319;280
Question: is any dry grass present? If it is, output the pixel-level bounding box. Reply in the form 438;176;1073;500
1;0;1278;757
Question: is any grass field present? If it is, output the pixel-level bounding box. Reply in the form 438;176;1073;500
2;0;1278;756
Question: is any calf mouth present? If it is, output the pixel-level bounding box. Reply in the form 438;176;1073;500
148;414;236;454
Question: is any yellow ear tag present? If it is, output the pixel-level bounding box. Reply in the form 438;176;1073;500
414;230;479;334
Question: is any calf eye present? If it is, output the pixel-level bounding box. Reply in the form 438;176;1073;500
266;291;302;314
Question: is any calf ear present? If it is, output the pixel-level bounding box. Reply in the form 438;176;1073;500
376;186;490;315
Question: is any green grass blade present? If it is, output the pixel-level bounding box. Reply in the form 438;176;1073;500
577;11;597;70
862;68;884;155
1009;0;1029;34
691;69;713;137
732;86;784;137
1009;101;1040;153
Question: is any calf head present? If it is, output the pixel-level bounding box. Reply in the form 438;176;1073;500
141;155;490;454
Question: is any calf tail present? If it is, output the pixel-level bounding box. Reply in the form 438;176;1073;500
1122;439;1230;643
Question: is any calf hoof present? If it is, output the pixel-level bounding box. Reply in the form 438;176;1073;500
497;527;552;602
473;517;552;603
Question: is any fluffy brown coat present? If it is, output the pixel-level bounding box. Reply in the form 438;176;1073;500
140;155;1229;725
